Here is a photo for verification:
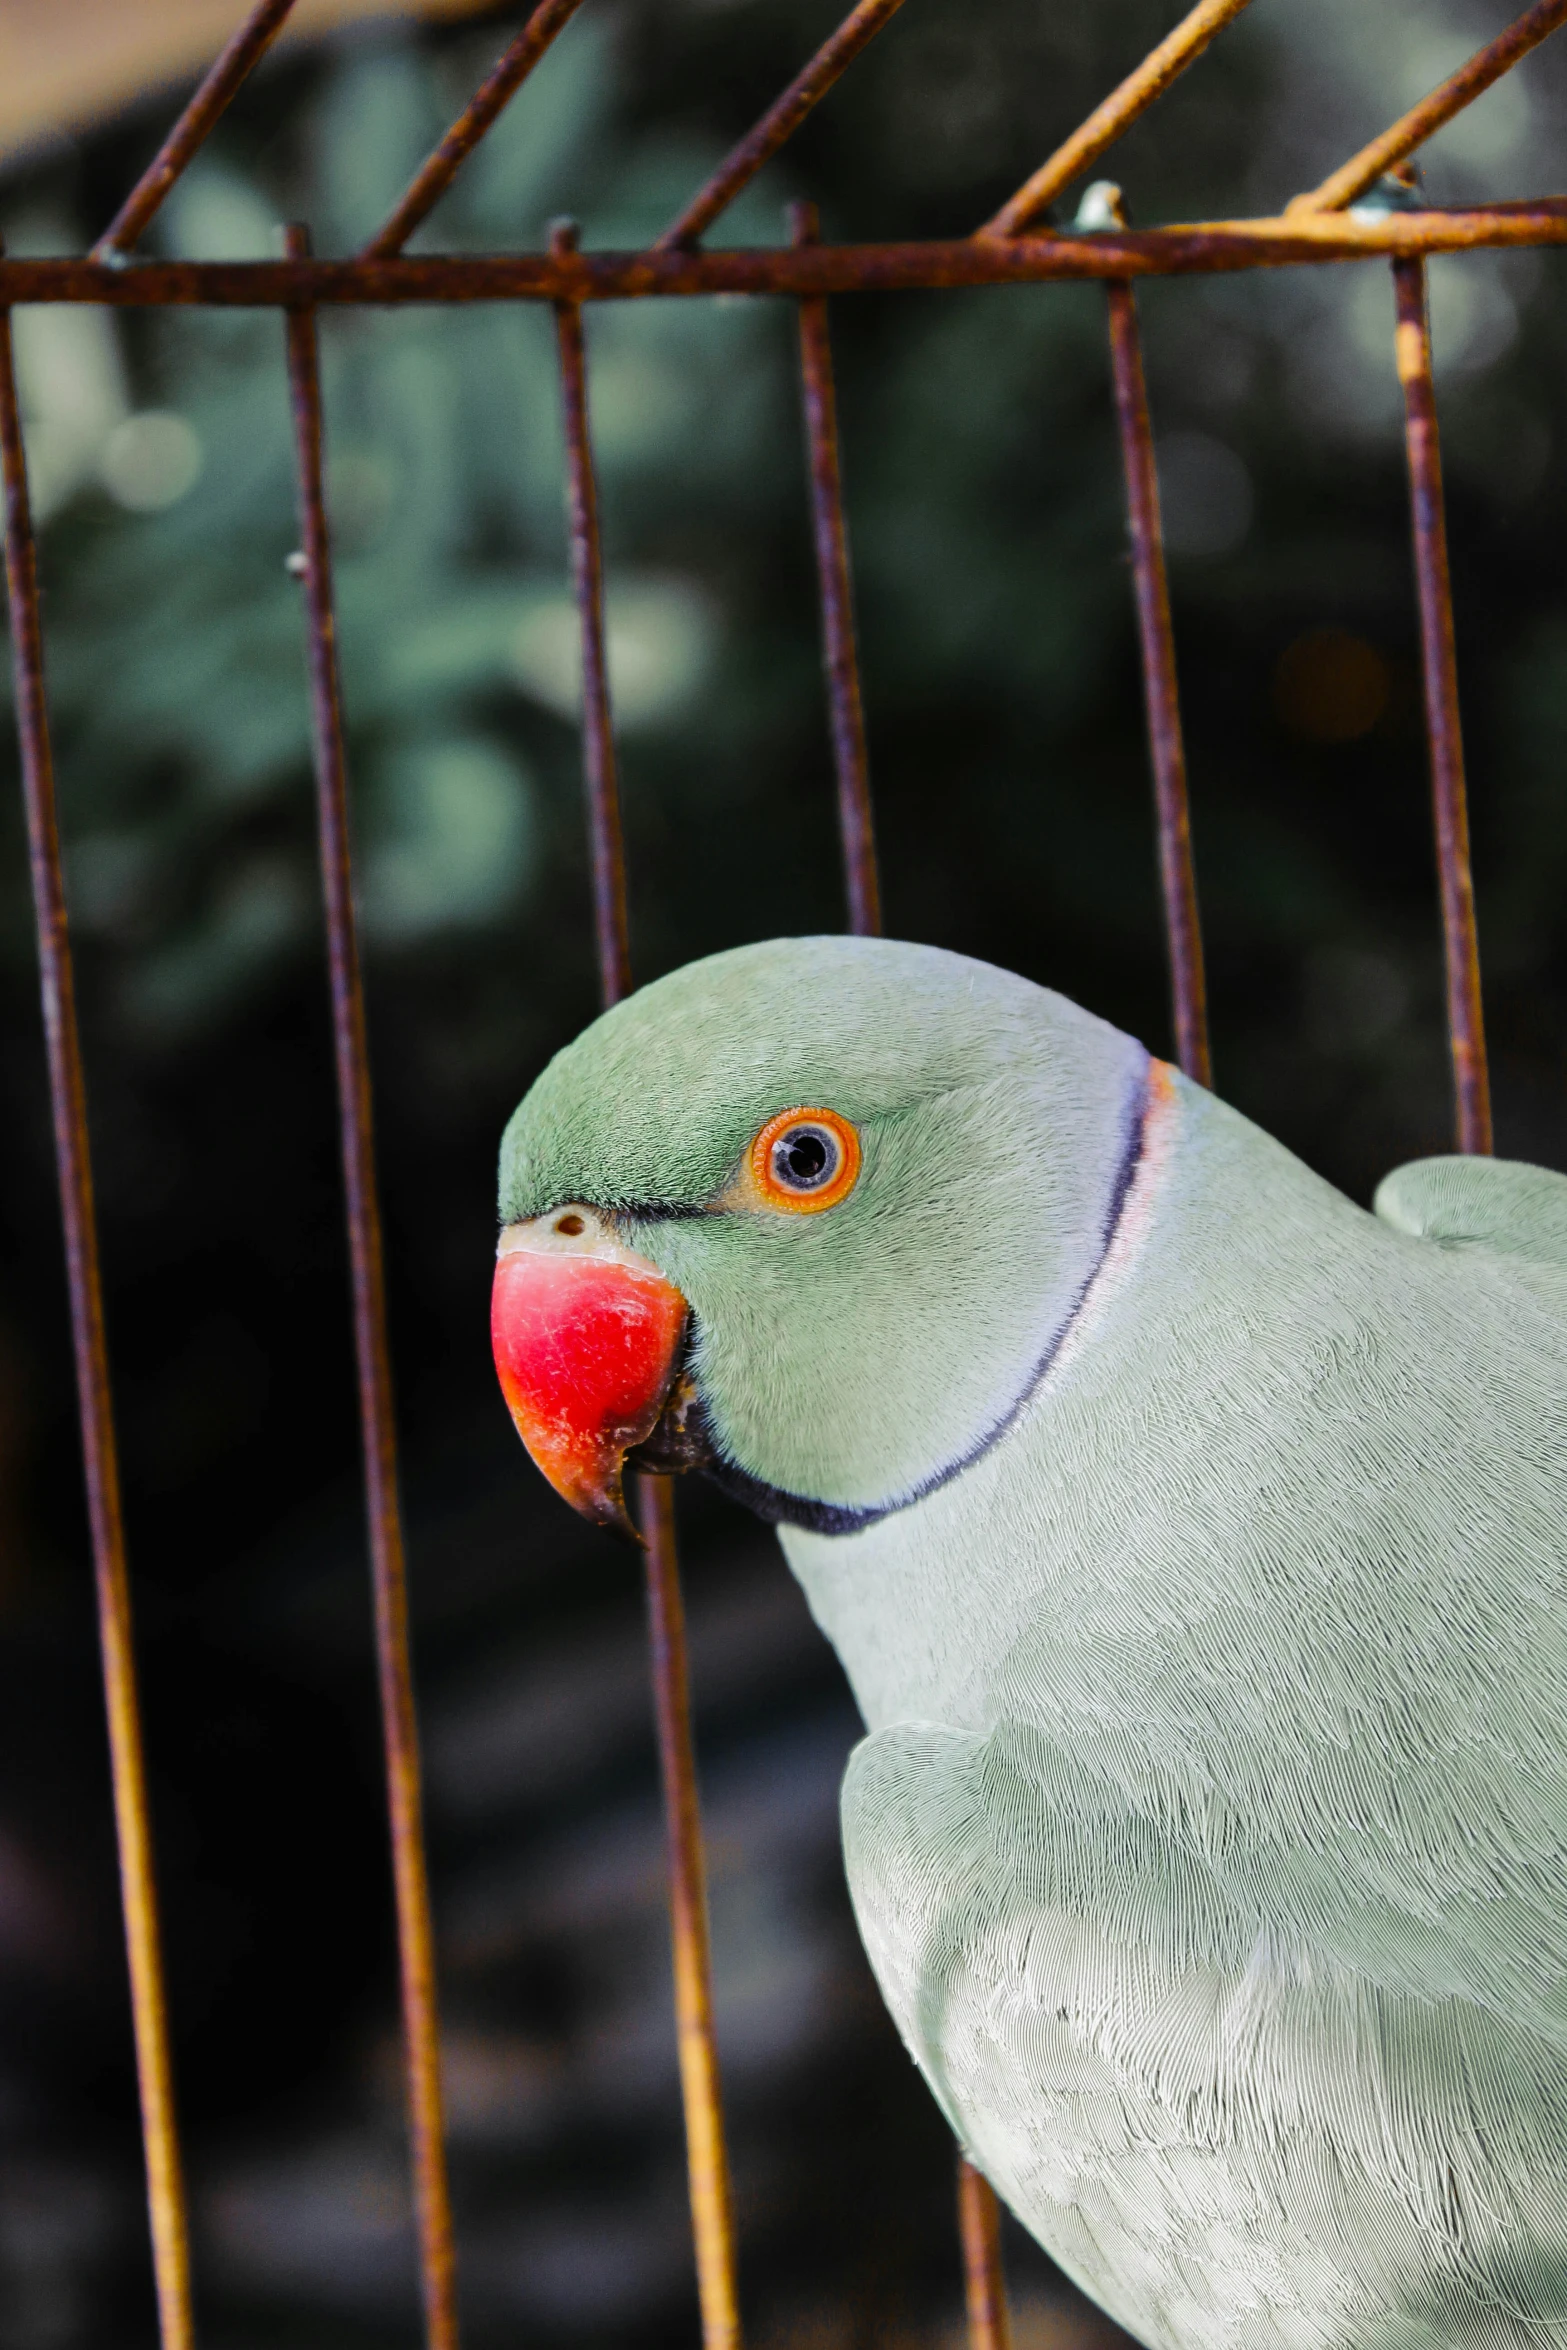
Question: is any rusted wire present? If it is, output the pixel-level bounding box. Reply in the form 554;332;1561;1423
1391;257;1492;1155
1105;277;1212;1087
91;0;299;259
790;203;881;938
0;276;196;2350
11;204;1567;314
656;0;911;252
788;191;1020;2350
1290;0;1567;216
639;1475;744;2350
553;218;743;2350
980;0;1257;239
281;222;461;2350
787;198;1020;2350
957;2161;1015;2350
362;0;588;259
553;224;634;1007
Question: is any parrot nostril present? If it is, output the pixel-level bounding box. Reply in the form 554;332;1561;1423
555;1213;585;1237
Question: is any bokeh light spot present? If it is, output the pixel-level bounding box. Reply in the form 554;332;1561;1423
99;412;204;512
1156;431;1253;558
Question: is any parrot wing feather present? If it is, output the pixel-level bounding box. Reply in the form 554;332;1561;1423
1374;1156;1567;1271
843;1715;1567;2343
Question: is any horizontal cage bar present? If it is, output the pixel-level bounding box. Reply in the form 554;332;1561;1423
6;205;1567;311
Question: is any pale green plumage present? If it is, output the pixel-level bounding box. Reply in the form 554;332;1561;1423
498;936;1567;2350
501;938;1142;1509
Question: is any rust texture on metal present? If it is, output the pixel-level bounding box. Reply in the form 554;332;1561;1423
363;0;588;258
656;0;911;251
555;226;743;2348
957;2161;1015;2350
0;280;196;2350
1290;0;1567;216
10;203;1567;314
981;0;1257;238
791;203;882;938
281;223;461;2350
1105;279;1212;1087
92;0;300;259
1391;256;1493;1155
553;224;634;1008
638;1475;744;2350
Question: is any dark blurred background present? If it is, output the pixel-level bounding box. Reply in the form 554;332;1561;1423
1;1;1566;2343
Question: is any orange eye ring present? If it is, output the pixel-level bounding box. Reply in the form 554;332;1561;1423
746;1106;862;1215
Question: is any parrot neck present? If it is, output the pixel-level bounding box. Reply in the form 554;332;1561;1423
778;1081;1366;1738
696;1058;1167;1536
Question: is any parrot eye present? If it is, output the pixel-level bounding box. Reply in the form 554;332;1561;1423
775;1126;834;1188
745;1106;861;1215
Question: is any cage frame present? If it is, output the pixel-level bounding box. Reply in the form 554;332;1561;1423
0;0;1551;2340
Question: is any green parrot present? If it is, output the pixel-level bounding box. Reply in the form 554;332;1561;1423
489;934;1567;2350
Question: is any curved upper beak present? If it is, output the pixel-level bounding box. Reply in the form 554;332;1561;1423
491;1208;689;1542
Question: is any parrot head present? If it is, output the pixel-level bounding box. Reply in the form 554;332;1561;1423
492;936;1154;1541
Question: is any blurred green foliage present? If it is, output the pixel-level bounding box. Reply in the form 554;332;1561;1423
2;0;1565;1208
3;19;795;1055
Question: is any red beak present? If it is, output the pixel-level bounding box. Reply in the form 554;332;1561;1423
491;1214;689;1541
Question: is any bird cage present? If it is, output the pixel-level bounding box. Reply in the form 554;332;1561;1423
0;0;1558;2341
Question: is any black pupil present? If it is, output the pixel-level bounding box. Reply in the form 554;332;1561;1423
775;1126;835;1189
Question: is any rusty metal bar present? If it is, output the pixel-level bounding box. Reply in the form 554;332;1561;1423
1392;257;1492;1154
552;219;743;2350
790;202;1019;2350
91;0;299;259
790;202;1020;2350
1289;0;1567;216
790;203;881;938
0;272;196;2350
13;206;1567;312
791;182;1021;2350
638;1475;743;2350
656;0;911;252
362;0;588;259
1105;278;1212;1086
980;0;1257;239
281;222;461;2350
553;225;633;1006
957;2161;1014;2350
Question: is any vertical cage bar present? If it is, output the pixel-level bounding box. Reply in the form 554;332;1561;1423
1391;255;1492;1155
791;202;882;938
0;292;196;2350
787;196;1015;2350
552;226;743;2350
640;1475;743;2350
281;223;460;2350
553;228;633;1009
1105;279;1213;1087
957;2160;1014;2350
